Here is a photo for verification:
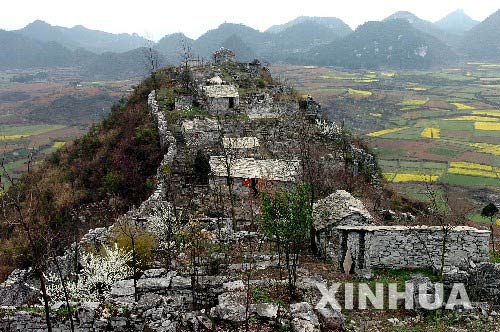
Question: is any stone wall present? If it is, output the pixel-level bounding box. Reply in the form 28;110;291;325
174;95;194;111
207;97;238;113
318;225;490;274
246;94;299;120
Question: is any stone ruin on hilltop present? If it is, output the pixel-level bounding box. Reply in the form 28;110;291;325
0;49;498;332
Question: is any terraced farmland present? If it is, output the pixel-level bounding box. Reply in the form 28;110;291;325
272;63;500;221
0;69;135;185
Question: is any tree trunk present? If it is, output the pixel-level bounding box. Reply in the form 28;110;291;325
490;224;495;252
131;238;138;302
37;270;53;332
54;259;74;332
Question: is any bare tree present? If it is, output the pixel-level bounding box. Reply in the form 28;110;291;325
412;183;472;280
52;256;75;332
215;116;238;231
144;42;160;92
115;216;142;302
0;156;53;332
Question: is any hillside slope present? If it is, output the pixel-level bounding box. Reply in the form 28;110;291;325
306;20;456;69
462;10;500;60
0;73;166;277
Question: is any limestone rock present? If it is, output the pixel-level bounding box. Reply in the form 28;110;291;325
343;249;353;275
289;302;320;332
210;292;246;323
76;302;101;325
313;190;373;231
0;269;39;306
317;307;344;330
251;303;279;319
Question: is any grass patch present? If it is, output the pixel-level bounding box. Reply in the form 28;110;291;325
0;124;66;138
467;211;496;225
427;147;459;157
372;148;405;158
440;173;500;187
491;251;500;263
371;269;439;284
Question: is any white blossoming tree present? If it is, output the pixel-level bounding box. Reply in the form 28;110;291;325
46;243;133;303
147;201;182;269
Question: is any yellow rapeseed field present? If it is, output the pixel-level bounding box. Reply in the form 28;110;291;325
52;141;66;149
448;168;498;178
398;99;428;106
353;79;378;83
421;127;440;138
0;135;25;140
479;77;500;81
469;143;500;155
472;110;500;117
392;174;439;183
451;103;475;110
367;127;410;137
348;88;372;96
450;162;493;171
475;122;500;130
445;116;499;122
382;173;396;181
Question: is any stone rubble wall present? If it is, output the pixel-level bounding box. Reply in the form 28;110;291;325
247;96;299;120
444;262;500;304
319;226;490;273
365;228;489;270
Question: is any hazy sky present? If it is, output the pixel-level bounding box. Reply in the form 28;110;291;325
1;0;499;40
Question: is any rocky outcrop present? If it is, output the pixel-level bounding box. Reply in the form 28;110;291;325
0;269;38;307
289;302;321;332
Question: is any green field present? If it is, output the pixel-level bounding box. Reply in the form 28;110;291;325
0;124;66;137
273;62;500;221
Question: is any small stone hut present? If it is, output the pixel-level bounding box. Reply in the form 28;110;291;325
181;118;219;147
313;191;373;265
213;48;236;64
313;191;490;274
209;156;300;195
203;85;240;113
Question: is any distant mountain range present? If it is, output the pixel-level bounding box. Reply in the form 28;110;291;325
15;20;150;53
266;16;353;36
0;29;168;79
1;9;499;77
304;19;456;69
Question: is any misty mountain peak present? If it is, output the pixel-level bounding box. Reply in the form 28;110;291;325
436;9;479;33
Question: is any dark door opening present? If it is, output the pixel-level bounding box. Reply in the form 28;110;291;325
229;97;235;109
